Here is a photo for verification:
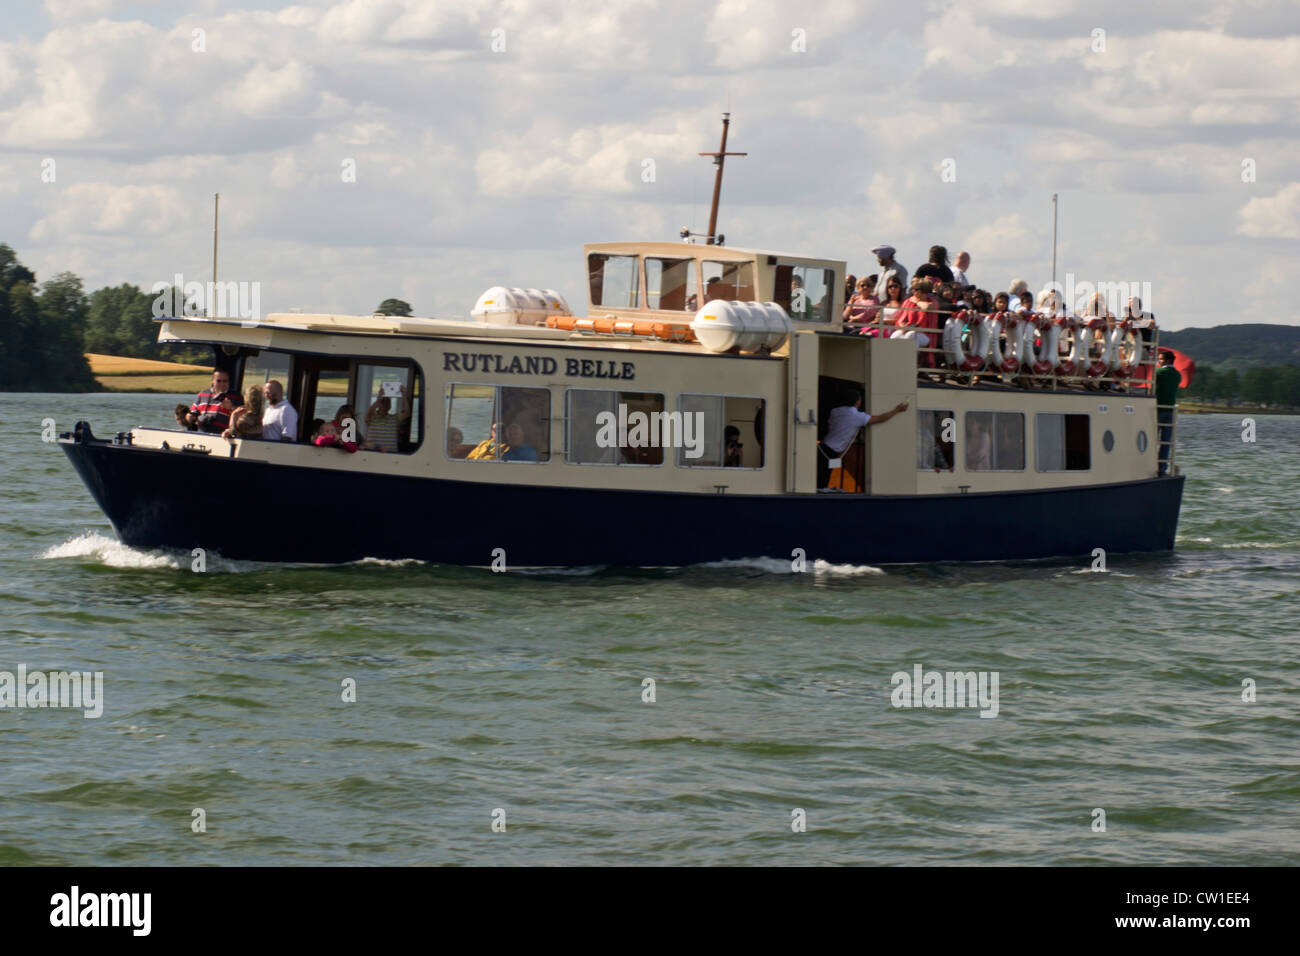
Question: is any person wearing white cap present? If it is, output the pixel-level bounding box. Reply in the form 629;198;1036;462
871;244;908;302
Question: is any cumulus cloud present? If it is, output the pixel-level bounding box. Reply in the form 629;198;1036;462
0;0;1296;328
1237;183;1300;239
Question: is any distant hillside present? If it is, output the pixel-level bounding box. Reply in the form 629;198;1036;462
1159;324;1300;371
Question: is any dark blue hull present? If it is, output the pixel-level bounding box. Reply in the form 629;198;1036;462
60;432;1184;566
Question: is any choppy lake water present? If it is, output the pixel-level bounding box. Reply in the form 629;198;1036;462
1;393;1297;865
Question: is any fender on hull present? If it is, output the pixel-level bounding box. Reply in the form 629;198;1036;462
60;440;1185;566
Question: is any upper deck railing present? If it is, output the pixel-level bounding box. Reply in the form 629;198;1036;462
846;305;1159;395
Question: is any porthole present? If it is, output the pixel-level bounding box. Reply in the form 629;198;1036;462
1103;430;1115;453
1136;430;1148;453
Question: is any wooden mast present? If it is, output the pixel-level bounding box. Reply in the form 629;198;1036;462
698;113;746;245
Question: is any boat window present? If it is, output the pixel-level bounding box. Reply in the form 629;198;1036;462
444;384;550;462
701;260;755;303
916;409;955;471
309;369;352;435
646;257;697;311
241;350;291;393
773;264;834;321
357;363;415;453
677;394;765;468
1035;413;1090;471
564;388;665;465
965;411;1024;471
589;253;640;309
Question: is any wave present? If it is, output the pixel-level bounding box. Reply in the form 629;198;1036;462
701;556;885;576
38;532;260;573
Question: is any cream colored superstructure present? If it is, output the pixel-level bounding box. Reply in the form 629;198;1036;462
146;239;1164;499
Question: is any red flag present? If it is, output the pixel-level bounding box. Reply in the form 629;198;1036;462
1163;347;1196;388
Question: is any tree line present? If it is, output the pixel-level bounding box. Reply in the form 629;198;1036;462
0;243;416;391
1183;364;1300;408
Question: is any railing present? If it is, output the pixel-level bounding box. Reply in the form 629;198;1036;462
845;307;1159;394
1156;403;1178;475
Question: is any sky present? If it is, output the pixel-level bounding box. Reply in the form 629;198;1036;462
1;0;1298;330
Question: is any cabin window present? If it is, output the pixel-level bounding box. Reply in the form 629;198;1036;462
564;388;665;465
308;369;352;435
916;409;955;471
444;384;550;462
588;254;640;309
646;257;697;311
773;264;834;322
965;411;1024;471
1035;413;1090;471
241;350;291;392
677;395;765;468
295;356;423;452
701;260;755;303
356;363;416;453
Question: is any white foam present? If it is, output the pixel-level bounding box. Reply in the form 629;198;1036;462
38;531;265;573
702;556;885;575
39;531;182;569
352;557;429;567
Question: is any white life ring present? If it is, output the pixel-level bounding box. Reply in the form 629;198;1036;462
1029;314;1057;375
942;315;965;368
943;310;986;371
1053;316;1077;376
985;312;1009;371
1107;321;1138;377
1000;313;1027;372
1085;318;1110;377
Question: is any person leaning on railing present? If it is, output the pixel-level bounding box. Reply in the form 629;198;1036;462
1155;350;1180;476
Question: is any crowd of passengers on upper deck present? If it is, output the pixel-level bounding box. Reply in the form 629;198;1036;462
840;243;1157;375
176;373;411;453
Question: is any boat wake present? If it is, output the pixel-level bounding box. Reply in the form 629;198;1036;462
701;556;885;576
39;532;185;569
38;531;264;573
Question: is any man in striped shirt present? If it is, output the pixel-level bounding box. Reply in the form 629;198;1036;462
183;370;234;433
362;385;412;452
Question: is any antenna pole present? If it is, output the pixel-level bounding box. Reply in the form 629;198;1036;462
212;192;219;317
699;113;747;245
1051;193;1058;288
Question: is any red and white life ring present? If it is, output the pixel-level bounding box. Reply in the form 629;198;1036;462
1106;319;1138;378
1028;313;1055;375
943;310;987;371
998;312;1023;373
1085;317;1110;377
1053;316;1077;376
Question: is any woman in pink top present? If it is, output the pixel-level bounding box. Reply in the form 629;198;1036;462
843;275;880;326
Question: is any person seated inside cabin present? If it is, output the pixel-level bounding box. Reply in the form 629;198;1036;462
467;422;504;460
501;423;539;462
965;419;993;470
705;276;725;303
362;385;412;453
261;380;298;442
789;275;809;320
818;391;909;489
313;404;359;453
222;384;265;440
723;425;743;467
446;427;475;459
178;369;234;433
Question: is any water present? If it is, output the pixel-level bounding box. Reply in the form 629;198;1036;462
2;393;1297;865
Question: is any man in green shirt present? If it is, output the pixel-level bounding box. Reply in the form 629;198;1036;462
1155;350;1181;475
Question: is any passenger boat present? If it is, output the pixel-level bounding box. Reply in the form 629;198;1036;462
59;121;1183;567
